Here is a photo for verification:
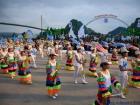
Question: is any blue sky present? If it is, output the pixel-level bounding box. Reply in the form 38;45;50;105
0;0;140;34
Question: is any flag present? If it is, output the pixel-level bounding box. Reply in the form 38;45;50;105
47;34;54;40
96;43;107;52
69;27;76;38
26;30;33;38
68;22;72;28
68;22;76;38
78;25;85;38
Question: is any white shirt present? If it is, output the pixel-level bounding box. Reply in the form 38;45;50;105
119;58;128;70
74;52;83;66
119;58;128;75
101;71;111;88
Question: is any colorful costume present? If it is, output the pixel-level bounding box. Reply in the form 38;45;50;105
65;50;75;71
130;58;140;88
89;53;98;77
18;56;32;84
7;56;17;78
0;56;9;74
46;60;61;96
111;51;118;65
94;72;120;105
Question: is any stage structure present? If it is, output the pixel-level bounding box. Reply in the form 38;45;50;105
86;14;129;27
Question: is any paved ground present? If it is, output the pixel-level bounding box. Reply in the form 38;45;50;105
0;53;140;105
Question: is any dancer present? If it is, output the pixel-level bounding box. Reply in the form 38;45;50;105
7;48;18;79
46;52;61;99
14;40;21;57
89;47;98;77
74;46;88;84
94;62;121;105
0;47;8;74
18;51;32;84
111;48;119;65
1;47;8;57
65;46;75;71
130;50;140;88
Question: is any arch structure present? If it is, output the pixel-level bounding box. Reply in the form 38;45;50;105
86;14;129;27
0;22;45;30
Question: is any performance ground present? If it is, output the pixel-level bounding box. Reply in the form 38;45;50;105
0;52;140;105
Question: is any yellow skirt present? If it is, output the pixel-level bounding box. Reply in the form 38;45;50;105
65;65;75;71
85;71;98;77
18;74;32;84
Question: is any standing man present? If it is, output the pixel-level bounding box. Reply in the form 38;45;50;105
74;46;88;84
119;47;129;99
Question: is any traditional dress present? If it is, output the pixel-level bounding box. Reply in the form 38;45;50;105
130;58;140;88
65;50;75;71
46;59;61;98
89;53;98;77
0;49;8;74
7;53;18;79
0;56;9;74
111;49;118;65
94;71;120;105
18;53;32;84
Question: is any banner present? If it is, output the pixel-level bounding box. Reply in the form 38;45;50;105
78;25;85;38
69;27;76;39
68;22;76;38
